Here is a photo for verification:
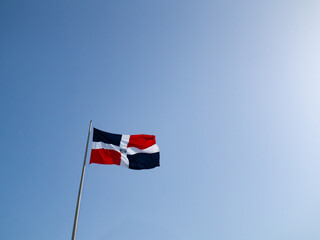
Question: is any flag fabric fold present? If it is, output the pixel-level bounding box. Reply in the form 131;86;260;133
90;128;160;170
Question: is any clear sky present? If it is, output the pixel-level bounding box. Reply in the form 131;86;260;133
1;0;320;239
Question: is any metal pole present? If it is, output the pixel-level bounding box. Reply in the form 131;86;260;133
71;120;92;240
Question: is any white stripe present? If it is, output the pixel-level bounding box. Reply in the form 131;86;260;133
127;144;159;155
120;135;130;148
119;135;130;168
91;141;120;152
120;154;129;168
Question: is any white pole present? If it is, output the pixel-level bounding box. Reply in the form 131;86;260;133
71;120;92;240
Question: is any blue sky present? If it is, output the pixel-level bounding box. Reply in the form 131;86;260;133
1;0;320;239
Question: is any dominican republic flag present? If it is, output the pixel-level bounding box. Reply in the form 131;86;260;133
90;128;160;170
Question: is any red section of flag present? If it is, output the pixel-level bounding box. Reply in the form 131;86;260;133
90;149;121;165
127;134;156;149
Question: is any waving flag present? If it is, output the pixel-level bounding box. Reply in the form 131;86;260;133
90;128;160;170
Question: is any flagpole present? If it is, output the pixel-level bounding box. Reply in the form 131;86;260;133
71;120;92;240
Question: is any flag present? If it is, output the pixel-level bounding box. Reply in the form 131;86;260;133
90;128;160;170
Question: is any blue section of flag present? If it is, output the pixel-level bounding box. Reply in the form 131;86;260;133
127;152;160;170
92;128;122;146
